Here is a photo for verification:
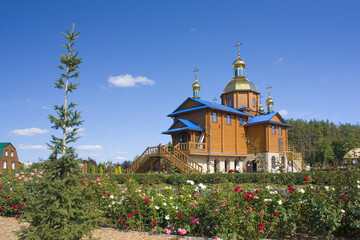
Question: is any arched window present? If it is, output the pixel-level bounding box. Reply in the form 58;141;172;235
214;159;219;173
225;159;229;173
271;156;276;169
227;114;231;125
253;97;256;107
281;156;285;167
3;161;7;169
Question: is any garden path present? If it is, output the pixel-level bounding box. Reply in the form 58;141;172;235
0;216;204;240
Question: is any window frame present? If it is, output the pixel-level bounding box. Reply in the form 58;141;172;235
226;114;231;125
3;160;7;169
11;151;14;157
11;161;15;170
212;112;217;123
272;125;276;134
5;150;8;157
239;117;243;126
279;126;282;135
228;97;233;107
253;97;256;108
271;156;276;169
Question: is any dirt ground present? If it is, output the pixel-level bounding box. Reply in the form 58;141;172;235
0;216;204;240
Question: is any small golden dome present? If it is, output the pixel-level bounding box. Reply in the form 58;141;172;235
192;79;200;90
259;104;264;112
233;57;246;69
266;96;274;105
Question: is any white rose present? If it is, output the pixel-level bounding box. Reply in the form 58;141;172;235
278;200;283;205
165;215;170;220
155;206;160;210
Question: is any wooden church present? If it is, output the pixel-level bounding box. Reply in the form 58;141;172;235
128;44;302;174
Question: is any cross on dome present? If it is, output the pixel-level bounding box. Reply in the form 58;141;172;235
235;41;243;57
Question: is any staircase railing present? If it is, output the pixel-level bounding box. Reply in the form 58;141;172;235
174;143;203;173
127;147;150;173
159;145;194;173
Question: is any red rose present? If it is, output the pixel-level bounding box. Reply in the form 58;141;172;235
125;224;129;227
245;195;250;200
273;212;278;216
344;212;348;216
260;223;265;227
178;212;183;217
304;177;310;182
153;221;157;225
255;189;259;194
127;214;131;218
340;196;345;200
234;186;240;192
145;198;150;203
133;210;137;214
120;218;124;222
251;196;255;200
258;227;263;231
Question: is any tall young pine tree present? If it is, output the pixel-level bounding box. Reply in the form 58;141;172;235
20;24;99;240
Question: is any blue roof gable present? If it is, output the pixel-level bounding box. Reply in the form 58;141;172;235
168;97;253;117
246;112;291;126
162;118;204;134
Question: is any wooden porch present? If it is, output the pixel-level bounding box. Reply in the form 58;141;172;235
127;143;203;174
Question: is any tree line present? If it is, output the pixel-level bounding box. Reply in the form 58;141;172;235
287;119;360;166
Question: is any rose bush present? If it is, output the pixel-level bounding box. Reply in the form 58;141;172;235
1;169;360;239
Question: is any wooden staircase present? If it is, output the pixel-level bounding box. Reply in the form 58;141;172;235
280;146;305;172
127;144;203;174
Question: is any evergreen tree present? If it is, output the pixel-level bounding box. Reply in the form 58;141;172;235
19;24;99;240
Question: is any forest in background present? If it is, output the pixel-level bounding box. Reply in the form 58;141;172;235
287;119;360;166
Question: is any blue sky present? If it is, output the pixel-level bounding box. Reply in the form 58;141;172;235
1;0;359;163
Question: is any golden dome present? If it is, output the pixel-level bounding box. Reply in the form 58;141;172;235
192;79;200;90
233;57;245;66
266;96;274;105
259;104;264;112
223;77;258;93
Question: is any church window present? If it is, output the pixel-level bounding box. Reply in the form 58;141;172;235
214;159;219;173
271;156;276;169
279;127;282;135
239;117;243;126
272;126;276;134
228;97;233;107
3;161;7;169
253;97;256;108
12;161;15;170
212;112;217;122
227;114;231;125
279;138;283;151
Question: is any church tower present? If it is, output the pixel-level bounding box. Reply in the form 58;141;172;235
221;42;259;112
192;67;200;98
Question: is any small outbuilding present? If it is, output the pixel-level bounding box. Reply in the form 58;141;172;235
344;148;360;164
0;142;22;173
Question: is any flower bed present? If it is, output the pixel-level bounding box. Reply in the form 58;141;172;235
1;170;360;239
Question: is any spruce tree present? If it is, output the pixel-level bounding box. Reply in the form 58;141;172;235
19;24;99;240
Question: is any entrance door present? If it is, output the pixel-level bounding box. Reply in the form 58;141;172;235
246;161;253;173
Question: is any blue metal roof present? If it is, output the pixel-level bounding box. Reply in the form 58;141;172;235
245;112;291;126
162;119;204;134
168;97;253;117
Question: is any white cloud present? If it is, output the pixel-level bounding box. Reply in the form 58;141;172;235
10;128;49;137
18;144;48;150
278;109;289;117
116;156;128;161
275;57;284;64
77;145;103;151
108;74;155;88
116;151;128;154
